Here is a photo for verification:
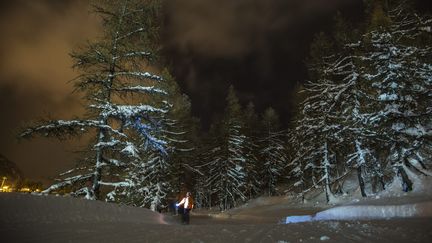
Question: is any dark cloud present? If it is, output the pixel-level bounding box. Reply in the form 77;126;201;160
164;0;360;57
0;84;79;181
163;0;432;128
162;0;364;127
0;82;84;184
0;0;100;184
0;0;99;93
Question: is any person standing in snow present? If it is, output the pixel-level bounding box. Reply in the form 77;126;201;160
176;192;194;225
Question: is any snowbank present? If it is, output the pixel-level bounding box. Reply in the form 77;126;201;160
285;199;432;224
314;201;432;220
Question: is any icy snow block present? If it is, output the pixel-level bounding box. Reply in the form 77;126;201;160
313;203;424;221
285;215;313;224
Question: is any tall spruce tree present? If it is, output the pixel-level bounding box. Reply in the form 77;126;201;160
358;0;432;191
242;102;261;199
205;86;247;210
198;121;223;209
259;107;287;196
162;71;201;206
20;0;167;200
115;70;199;210
290;15;378;202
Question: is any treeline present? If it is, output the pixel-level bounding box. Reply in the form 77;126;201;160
192;86;288;210
21;0;431;211
186;0;431;208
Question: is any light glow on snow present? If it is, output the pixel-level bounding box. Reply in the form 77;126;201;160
285;201;432;224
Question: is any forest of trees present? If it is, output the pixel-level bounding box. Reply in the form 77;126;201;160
21;0;431;211
289;0;431;203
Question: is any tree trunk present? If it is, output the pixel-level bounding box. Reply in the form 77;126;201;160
323;142;332;203
357;166;367;197
92;129;105;200
379;176;386;190
398;166;413;192
301;182;305;203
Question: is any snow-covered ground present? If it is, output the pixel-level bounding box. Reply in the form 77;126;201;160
0;193;167;225
1;192;432;242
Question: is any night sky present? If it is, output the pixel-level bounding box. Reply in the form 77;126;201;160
0;0;430;184
163;0;365;126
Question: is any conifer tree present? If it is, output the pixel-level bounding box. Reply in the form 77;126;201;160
242;102;261;199
290;17;372;201
20;0;167;200
259;107;287;196
117;70;199;210
205;86;247;210
162;72;201;203
290;0;432;202
358;0;432;191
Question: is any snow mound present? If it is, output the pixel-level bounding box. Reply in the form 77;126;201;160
285;198;432;224
0;193;167;225
314;201;432;220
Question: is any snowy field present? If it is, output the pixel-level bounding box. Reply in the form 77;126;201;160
1;193;432;243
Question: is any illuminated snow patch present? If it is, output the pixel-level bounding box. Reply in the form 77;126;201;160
284;215;313;224
284;201;432;224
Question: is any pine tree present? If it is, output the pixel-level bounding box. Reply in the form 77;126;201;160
358;0;432;191
259;107;287;196
161;71;201;207
287;127;307;201
289;24;361;202
198;120;222;209
242;102;261;199
292;56;342;202
117;70;199;210
20;0;167;200
205;86;247;210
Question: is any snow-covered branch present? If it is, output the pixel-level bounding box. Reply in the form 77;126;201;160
90;103;167;120
20;120;126;139
113;71;163;81
113;85;167;95
41;174;93;195
113;51;152;61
